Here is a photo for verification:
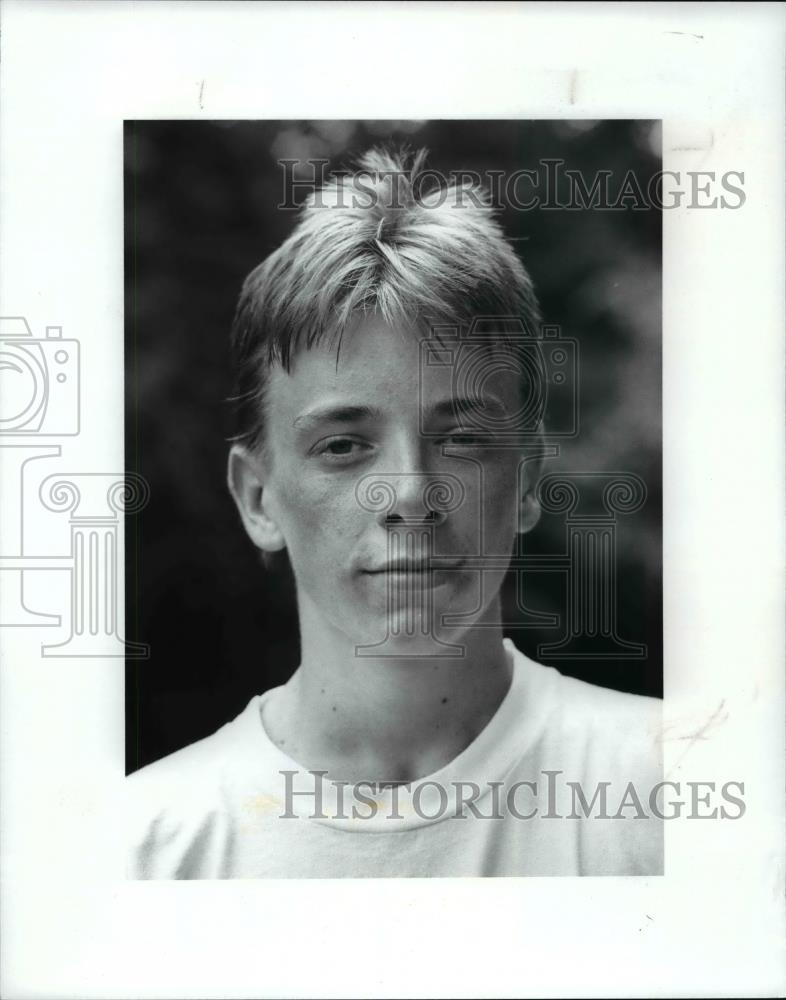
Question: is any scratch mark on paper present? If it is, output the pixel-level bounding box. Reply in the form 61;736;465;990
669;699;729;744
661;699;730;776
568;69;579;106
199;79;205;110
670;129;715;170
671;129;715;153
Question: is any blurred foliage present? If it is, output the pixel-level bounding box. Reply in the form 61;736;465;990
125;120;662;770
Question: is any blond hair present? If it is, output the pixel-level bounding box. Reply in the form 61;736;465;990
230;147;541;449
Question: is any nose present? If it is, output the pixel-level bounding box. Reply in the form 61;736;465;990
354;472;465;527
383;479;448;528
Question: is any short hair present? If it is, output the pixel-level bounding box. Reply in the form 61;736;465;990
229;146;542;452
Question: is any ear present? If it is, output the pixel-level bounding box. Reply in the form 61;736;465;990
227;444;287;552
518;489;541;534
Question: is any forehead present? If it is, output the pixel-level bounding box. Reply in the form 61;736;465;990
264;317;523;423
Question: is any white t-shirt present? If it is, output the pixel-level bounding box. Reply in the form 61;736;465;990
127;639;663;878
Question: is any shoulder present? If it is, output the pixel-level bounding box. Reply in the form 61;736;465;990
128;708;247;798
508;639;660;726
125;697;261;876
549;666;661;739
506;644;664;875
507;640;662;770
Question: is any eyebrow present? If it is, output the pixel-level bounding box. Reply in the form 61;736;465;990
292;395;508;430
429;395;508;422
292;404;384;430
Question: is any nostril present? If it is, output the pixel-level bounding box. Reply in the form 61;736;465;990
384;509;443;527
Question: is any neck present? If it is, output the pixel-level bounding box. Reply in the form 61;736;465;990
263;595;513;783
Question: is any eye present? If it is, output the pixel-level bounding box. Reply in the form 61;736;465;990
441;431;488;447
325;439;355;455
313;436;372;462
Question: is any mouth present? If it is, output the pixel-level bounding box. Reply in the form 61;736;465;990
362;559;465;575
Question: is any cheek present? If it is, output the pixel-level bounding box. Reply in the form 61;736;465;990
452;457;520;534
271;472;365;564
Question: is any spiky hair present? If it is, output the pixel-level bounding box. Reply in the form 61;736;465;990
230;147;541;450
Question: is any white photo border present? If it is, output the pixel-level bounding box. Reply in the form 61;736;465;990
1;2;784;997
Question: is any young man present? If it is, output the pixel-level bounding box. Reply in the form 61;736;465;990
128;148;663;878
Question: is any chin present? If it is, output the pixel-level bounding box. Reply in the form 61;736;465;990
344;605;474;659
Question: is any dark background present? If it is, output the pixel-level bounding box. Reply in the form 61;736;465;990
125;120;662;773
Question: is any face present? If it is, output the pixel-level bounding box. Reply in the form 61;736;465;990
232;317;535;651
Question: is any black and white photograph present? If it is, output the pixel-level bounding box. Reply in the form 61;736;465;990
1;3;784;998
125;119;666;879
